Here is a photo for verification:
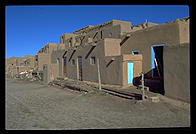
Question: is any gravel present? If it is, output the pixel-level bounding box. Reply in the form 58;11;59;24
5;78;190;130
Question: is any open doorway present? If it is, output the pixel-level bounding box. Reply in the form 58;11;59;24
152;45;164;77
151;44;164;94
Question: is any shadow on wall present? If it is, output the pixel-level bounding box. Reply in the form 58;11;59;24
133;69;165;95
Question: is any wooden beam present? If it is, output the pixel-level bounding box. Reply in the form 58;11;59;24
85;46;96;59
68;50;76;62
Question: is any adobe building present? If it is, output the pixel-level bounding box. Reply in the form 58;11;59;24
34;43;58;72
6;17;189;103
44;17;190;103
6;56;35;78
45;20;142;86
120;17;190;102
6;57;18;78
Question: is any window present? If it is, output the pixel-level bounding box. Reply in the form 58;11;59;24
131;50;140;55
24;60;30;66
72;59;75;65
90;57;96;65
68;39;72;47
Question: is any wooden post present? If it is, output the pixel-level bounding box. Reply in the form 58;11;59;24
154;58;161;77
141;73;145;100
97;58;102;90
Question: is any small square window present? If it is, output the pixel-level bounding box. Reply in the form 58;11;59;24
90;57;96;65
72;59;75;65
131;50;140;55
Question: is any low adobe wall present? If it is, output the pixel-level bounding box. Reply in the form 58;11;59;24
43;64;58;84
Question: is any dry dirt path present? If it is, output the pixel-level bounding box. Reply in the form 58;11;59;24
5;78;190;130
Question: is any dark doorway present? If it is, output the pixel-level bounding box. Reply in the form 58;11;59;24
152;46;164;77
17;67;19;74
151;44;164;95
77;56;82;81
63;57;67;77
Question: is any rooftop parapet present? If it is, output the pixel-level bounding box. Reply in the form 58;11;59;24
37;43;58;54
166;16;190;24
73;19;131;35
130;22;158;32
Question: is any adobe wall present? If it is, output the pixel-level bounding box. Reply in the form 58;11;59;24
73;19;131;35
43;63;59;83
64;38;123;85
37;53;50;71
65;40;105;81
6;56;35;77
61;20;131;49
163;43;190;102
122;54;143;86
35;43;58;72
65;46;123;85
6;58;17;77
25;56;35;69
121;22;182;74
178;21;190;44
17;66;32;73
102;54;142;86
51;49;69;77
100;56;123;85
61;38;142;86
73;24;122;47
16;56;35;69
130;22;158;32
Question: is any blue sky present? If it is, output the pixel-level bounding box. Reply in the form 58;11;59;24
5;5;189;58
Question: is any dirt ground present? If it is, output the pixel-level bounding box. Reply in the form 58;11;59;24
5;78;190;130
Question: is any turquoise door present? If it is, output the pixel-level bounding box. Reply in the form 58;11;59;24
127;62;134;84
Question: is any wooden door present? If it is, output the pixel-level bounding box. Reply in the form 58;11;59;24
127;62;134;84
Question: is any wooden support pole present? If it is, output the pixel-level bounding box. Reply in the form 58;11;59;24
97;58;102;90
141;73;145;100
154;58;161;77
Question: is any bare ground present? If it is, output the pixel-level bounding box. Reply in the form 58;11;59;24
5;78;190;130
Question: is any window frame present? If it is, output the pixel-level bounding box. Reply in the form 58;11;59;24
72;59;75;65
131;50;140;55
90;57;96;65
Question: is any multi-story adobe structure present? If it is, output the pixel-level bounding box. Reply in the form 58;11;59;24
121;17;190;102
34;43;58;72
6;17;189;103
6;56;35;78
42;17;190;102
44;20;143;87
